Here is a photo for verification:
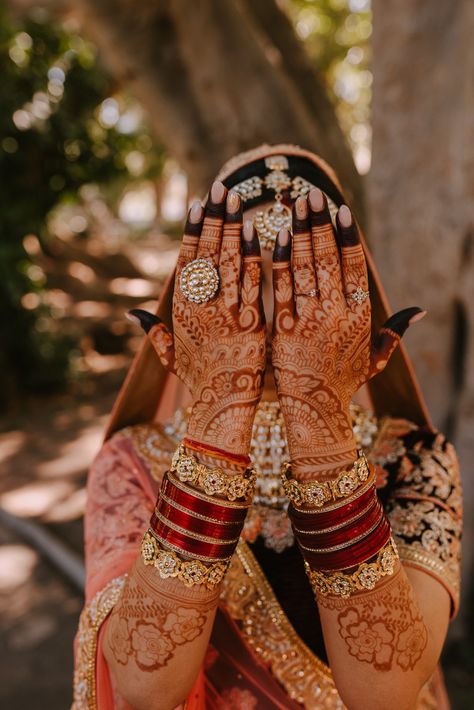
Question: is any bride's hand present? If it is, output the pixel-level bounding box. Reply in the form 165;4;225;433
271;189;426;477
128;181;266;456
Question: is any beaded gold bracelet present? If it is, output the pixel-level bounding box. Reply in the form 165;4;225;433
304;537;399;598
170;443;256;502
281;451;372;509
141;530;230;589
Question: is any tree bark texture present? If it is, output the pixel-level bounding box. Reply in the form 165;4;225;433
369;0;474;619
75;0;364;217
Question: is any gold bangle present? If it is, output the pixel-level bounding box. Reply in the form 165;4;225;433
141;530;230;589
167;471;250;510
170;443;256;502
153;509;241;545
289;474;375;515
147;528;231;563
304;537;399;598
282;451;372;509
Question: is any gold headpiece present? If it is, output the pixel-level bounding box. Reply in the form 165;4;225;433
231;154;338;249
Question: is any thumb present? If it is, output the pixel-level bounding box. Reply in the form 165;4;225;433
126;309;176;374
368;307;427;379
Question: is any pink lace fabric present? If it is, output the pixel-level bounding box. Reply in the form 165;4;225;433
84;433;159;603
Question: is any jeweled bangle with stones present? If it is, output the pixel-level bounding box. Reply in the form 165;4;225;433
281;452;372;509
170;443;256;501
141;530;229;589
304;537;399;598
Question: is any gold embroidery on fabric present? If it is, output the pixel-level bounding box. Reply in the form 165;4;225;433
72;575;127;709
122;402;461;612
221;542;345;709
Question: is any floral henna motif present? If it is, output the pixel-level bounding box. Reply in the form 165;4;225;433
319;568;428;672
138;189;266;456
272;194;424;478
107;558;217;673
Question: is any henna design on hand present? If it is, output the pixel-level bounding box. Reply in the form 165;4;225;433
272;192;426;478
318;566;428;672
128;184;266;456
107;558;217;672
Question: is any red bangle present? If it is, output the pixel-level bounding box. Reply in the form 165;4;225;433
293;499;383;549
303;517;391;571
183;437;251;466
289;483;376;529
153;500;242;540
291;487;377;533
152;518;238;559
161;473;248;524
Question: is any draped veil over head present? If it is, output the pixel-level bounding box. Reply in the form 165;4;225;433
105;144;431;441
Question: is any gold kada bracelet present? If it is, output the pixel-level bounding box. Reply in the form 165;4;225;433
304;537;399;598
282;451;372;508
170;443;256;502
141;530;229;590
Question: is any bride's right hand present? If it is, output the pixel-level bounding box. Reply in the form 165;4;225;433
128;181;266;456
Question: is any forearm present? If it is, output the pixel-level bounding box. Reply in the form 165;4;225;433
317;561;440;710
103;556;219;710
103;428;255;710
284;418;442;708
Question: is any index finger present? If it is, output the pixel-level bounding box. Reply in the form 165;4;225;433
176;200;204;279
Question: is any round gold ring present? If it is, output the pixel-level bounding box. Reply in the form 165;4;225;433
179;258;219;303
348;286;369;305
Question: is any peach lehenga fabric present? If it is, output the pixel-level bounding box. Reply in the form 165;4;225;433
72;146;461;709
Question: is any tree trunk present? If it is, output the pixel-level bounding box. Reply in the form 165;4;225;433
369;0;474;622
75;0;364;218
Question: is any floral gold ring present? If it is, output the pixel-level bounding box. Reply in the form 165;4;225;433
179;258;219;303
347;286;369;306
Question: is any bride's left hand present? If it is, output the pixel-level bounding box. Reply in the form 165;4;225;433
271;189;426;478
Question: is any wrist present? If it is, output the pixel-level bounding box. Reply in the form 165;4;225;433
283;405;357;478
187;403;256;457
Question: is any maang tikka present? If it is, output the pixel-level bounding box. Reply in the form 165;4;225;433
231;155;337;250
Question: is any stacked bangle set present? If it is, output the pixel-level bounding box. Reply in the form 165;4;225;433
141;439;398;597
141;438;256;590
282;452;399;598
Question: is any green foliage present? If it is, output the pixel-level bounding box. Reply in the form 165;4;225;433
0;7;163;406
288;0;372;170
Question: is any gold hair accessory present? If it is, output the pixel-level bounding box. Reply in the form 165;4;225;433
305;537;399;598
170;443;256;502
231;155;340;250
282;452;372;509
179;257;219;303
141;530;229;589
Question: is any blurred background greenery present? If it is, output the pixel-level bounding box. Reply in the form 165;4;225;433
1;0;473;707
1;0;370;409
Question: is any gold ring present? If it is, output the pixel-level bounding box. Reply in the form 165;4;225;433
179;258;219;303
348;286;369;305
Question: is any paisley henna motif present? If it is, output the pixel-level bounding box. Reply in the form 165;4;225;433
272;193;425;478
130;186;266;456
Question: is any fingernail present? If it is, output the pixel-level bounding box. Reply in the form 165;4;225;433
338;205;352;228
211;180;226;203
278;228;290;247
273;229;291;262
295;195;308;220
127;309;160;334
189;200;203;223
125;312;141;326
243;220;254;242
227;190;240;213
309;188;325;212
409;309;427;324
